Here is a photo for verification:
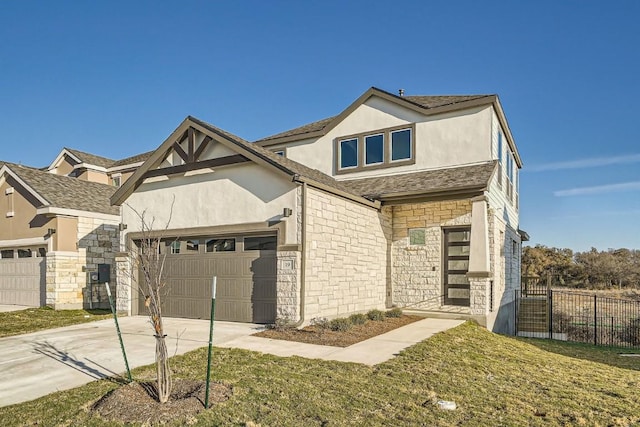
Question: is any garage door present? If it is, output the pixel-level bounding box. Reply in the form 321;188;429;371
0;252;46;307
138;234;277;323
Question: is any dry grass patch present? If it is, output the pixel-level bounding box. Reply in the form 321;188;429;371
0;307;112;338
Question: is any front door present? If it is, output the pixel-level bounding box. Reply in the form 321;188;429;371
443;227;471;306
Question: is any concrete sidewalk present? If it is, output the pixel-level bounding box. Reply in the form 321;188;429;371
0;315;463;407
219;318;464;365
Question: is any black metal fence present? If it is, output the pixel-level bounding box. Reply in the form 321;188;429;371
516;289;640;349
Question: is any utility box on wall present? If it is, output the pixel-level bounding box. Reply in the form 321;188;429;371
90;264;111;283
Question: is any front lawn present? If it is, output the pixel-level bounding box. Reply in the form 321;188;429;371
1;321;638;426
0;307;112;338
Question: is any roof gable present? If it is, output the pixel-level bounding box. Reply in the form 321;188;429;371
111;116;377;208
255;87;523;168
48;148;116;172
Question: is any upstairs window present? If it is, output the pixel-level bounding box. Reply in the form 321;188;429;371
364;134;384;165
339;138;358;169
391;129;412;161
336;124;415;174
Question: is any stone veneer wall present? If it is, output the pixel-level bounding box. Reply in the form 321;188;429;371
46;252;85;308
303;187;390;321
77;217;120;309
46;216;120;309
391;200;472;310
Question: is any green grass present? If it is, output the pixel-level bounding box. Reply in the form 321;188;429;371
1;321;639;426
0;307;112;338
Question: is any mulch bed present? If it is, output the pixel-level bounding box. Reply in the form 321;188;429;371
91;379;232;425
254;315;423;347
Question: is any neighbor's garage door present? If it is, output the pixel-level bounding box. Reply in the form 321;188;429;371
138;234;277;323
0;256;46;307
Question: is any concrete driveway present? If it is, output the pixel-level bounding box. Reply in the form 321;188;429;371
0;316;261;407
0;304;32;312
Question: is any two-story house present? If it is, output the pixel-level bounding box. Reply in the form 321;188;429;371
111;87;525;332
0;149;150;309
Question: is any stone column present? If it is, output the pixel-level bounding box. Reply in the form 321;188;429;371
467;195;492;317
115;252;131;314
276;250;301;321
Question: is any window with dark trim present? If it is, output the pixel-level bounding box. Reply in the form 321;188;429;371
336;124;415;174
17;249;32;258
206;238;236;252
1;249;14;259
244;236;277;251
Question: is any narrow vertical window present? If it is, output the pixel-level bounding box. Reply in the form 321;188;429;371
339;138;358;169
391;128;411;161
365;134;384;165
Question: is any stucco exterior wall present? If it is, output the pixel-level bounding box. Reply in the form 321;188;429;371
303;187;390;321
488;112;519;229
78;169;110;185
0;177;53;242
391;200;472;310
274;97;493;179
52;156;77;176
122;162;300;246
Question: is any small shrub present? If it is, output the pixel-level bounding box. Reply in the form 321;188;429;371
271;317;296;331
310;317;330;330
386;307;403;318
367;309;386;321
349;313;367;325
329;317;353;332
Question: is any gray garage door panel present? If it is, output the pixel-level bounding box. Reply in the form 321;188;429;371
138;241;277;323
0;258;46;306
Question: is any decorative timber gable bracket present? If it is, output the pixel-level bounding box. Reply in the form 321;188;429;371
141;126;250;180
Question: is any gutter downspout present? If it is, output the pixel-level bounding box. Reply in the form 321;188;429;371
293;179;307;327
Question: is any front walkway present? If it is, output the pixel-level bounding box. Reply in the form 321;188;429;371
218;318;464;365
0;316;463;407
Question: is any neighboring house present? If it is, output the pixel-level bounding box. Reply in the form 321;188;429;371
111;87;526;333
0;148;151;309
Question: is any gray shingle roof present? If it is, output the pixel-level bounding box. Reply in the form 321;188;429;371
1;162;119;215
111;151;153;168
341;161;497;199
255;89;494;143
65;148;116;169
403;95;493;109
255;116;336;143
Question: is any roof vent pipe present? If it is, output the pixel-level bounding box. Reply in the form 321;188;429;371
398;89;405;96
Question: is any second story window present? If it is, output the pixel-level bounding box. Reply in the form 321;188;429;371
336;124;415;174
365;134;384;165
339;138;358;169
391;128;411;161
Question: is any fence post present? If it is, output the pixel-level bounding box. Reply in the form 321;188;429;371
593;295;598;346
548;289;553;340
514;290;519;336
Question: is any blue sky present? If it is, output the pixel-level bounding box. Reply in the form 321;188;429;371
1;1;639;251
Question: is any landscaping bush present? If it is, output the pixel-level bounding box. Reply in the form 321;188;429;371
367;309;386;321
310;317;330;330
386;308;403;318
349;313;368;325
329;317;353;332
271;317;296;331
